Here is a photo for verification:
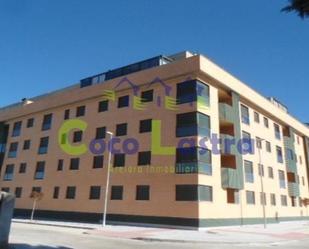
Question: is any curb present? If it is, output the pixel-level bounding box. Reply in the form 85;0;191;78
131;237;280;245
12;220;96;230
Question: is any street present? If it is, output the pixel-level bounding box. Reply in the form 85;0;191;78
8;221;309;249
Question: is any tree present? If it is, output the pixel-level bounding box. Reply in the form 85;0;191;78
282;0;309;19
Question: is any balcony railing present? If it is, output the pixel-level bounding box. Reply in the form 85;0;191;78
221;168;242;189
34;172;45;180
288;182;300;197
8;151;17;158
220;134;236;154
175;162;212;175
219;103;234;123
3;173;13;181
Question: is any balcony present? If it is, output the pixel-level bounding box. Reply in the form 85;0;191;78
288;182;300;197
221;168;242;189
219;103;234;123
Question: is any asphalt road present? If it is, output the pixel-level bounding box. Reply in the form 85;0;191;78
9;222;309;249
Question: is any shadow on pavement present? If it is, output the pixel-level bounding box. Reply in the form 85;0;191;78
10;244;73;249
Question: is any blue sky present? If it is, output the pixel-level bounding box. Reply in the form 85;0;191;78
0;0;308;122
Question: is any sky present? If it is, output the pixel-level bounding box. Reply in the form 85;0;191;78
0;0;308;122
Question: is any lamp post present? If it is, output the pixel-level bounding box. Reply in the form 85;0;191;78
257;139;267;229
102;131;113;227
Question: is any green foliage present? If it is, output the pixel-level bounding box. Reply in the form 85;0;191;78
282;0;309;19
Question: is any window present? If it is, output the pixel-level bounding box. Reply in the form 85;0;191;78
111;186;123;200
8;142;18;158
57;160;64;171
93;155;104;168
263;117;269;128
254;112;260;123
198;185;213;201
177;80;197;104
241;131;253;153
138;151;151;166
64;109;70;120
141;90;153;102
118;95;129;108
27;118;34;128
270;194;276;206
274;123;281;140
176;80;209;106
299;156;302;165
98;100;108;112
53;187;60;199
23;140;31;150
276;146;283;163
246;191;255;204
1;187;10;193
258;164;264;177
19;163;27;173
12;121;22;137
244;160;254;183
227;189;240;204
176;185;213;201
176;112;210;137
76;106;86;117
34;161;45;180
73;131;83;143
266;141;271;152
32;187;42;193
136;185;150;200
302;176;305;186
279;170;286;189
15;187;22;198
114;154;125;167
3;164;14;181
38;137;49;154
42;114;53;131
176;147;212;175
281;195;288;206
70;158;80;170
96;127;106;139
256;137;262;149
260;192;267;205
268;167;274;178
139;119;152;133
89;186;101;200
241;105;250;125
297;135;300;145
116;123;127;136
66;186;76;199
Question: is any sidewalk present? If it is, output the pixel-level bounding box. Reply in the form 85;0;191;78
12;218;309;244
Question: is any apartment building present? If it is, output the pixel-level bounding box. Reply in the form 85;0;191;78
0;51;308;228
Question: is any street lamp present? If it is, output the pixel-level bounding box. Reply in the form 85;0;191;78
257;138;267;229
102;131;113;227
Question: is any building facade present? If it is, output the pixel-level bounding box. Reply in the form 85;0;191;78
0;51;309;228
